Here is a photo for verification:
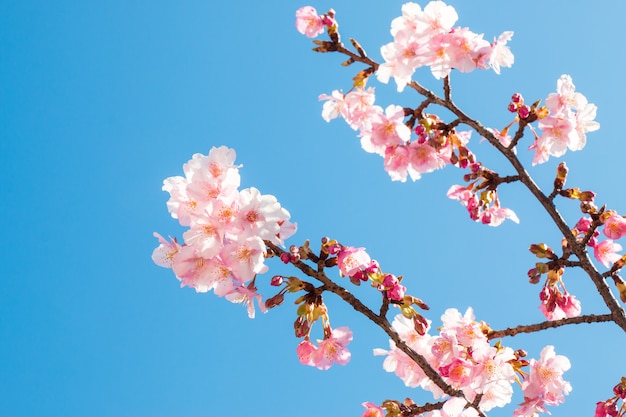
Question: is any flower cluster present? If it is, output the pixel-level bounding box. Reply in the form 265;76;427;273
320;88;475;183
514;346;572;417
447;163;520;227
152;146;296;318
377;1;514;91
373;308;571;415
529;74;600;165
296;326;353;370
572;211;626;269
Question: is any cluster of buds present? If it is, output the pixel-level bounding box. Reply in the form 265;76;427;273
448;163;519;226
507;92;546;122
595;377;626;417
528;243;582;320
280;244;303;263
552;162;596;207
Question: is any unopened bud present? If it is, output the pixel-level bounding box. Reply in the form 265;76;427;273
515;348;528;358
529;243;556;259
579;190;596;202
518;105;531;119
511;93;523;103
293;316;310;338
554;162;568;190
528;268;541;284
413;314;428;336
270;275;284;286
265;294;285;309
535;262;549;274
507;102;517;112
560;187;580;199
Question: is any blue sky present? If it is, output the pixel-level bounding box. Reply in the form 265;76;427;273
1;1;625;416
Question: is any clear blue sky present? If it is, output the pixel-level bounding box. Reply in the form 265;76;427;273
1;1;625;416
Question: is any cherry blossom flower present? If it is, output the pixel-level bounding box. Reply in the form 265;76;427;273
337;246;371;278
221;236;267;283
533;75;599;164
311;327;353;370
594;239;623;268
225;284;267;319
486;31;514;74
603;214;626;240
295;6;325;38
517;345;571;414
296;339;317;366
152;232;181;268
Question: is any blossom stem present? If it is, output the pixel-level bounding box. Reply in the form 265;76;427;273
487;313;613;339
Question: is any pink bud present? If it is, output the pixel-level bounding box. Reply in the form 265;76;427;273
518;105;531;119
270;275;284;286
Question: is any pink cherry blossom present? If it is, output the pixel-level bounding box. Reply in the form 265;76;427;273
604;214;626;240
518;345;571;411
295;6;325;38
337;246;371;278
296;340;317;366
361;104;411;155
594;239;623;268
152;232;181;269
221;236;267;283
225;284;267;319
384;144;417;182
486;31;514;74
171;245;234;294
182;217;224;259
311;326;353;370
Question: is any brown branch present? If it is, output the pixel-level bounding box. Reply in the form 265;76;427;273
399;77;626;333
265;241;466;400
402;400;447;416
487;314;613;339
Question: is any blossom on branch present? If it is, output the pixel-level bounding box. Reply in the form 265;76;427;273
153;146;297;317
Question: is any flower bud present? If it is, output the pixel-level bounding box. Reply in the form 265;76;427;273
270;275;284;286
554;162;568;190
518;105;531;119
265;294;285;309
529;243;556;259
294;316;310;338
507;102;517;112
528;268;541;284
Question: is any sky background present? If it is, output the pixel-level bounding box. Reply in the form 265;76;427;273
1;1;625;416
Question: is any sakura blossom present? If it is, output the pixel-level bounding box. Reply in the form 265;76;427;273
531;74;599;165
153;146;296;317
594;239;623;268
516;345;572;415
375;0;513;87
310;327;353;370
295;6;325;38
336;246;372;278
